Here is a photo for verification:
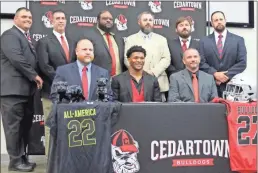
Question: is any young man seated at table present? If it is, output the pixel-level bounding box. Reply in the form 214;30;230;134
168;48;218;102
111;45;161;102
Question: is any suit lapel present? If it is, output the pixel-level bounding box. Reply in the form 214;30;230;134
197;71;204;97
96;28;112;58
222;32;231;58
182;69;194;94
50;33;67;62
209;33;220;59
71;62;83;88
142;72;150;100
89;64;97;100
124;71;133;100
175;38;183;57
66;36;74;60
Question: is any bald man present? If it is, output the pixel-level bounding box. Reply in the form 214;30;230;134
50;39;110;101
168;48;217;102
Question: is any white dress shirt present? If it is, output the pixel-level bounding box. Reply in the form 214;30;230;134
179;36;191;49
214;29;227;48
53;30;69;50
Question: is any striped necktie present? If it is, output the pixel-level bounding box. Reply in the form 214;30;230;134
217;34;223;58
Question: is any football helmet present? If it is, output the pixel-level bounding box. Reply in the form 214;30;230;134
223;73;256;102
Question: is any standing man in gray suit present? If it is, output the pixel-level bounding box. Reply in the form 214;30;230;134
168;48;217;102
80;10;124;76
167;16;199;78
0;7;43;172
199;11;247;97
36;9;76;158
50;39;110;101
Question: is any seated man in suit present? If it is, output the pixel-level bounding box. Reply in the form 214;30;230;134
50;38;110;101
168;48;217;102
111;45;161;102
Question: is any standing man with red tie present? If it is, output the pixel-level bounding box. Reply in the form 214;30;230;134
80;10;124;76
199;11;247;97
167;16;200;79
36;9;76;157
50;39;110;102
1;7;43;172
168;48;217;102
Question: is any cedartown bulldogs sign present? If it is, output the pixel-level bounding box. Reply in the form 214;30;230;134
27;1;206;156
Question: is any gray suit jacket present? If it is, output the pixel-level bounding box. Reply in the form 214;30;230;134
111;71;161;102
167;37;200;78
50;62;110;101
168;69;218;102
36;33;76;98
80;28;125;73
0;26;38;96
199;31;247;95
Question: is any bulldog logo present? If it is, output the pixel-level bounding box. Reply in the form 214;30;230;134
79;0;93;10
42;11;53;28
111;129;140;173
148;1;162;13
115;14;128;31
186;16;195;32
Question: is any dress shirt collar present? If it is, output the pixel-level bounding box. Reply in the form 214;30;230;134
179;36;191;43
76;60;92;72
187;69;199;79
139;30;152;39
53;30;66;38
14;25;27;34
214;29;227;39
97;26;115;36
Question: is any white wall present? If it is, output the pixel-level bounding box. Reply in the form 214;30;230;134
0;3;257;154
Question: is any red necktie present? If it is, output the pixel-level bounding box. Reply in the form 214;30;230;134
217;34;223;58
192;74;199;103
182;40;187;52
61;35;70;62
105;33;116;76
82;66;88;100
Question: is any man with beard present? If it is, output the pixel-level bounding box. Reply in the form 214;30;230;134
36;10;76;157
167;16;200;78
199;11;247;97
111;46;161;102
168;48;217;102
124;11;170;102
80;10;124;76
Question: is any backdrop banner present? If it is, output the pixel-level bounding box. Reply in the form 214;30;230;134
28;1;207;155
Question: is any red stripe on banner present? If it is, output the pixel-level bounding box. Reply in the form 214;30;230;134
77;23;94;26
114;5;128;9
154;25;163;29
40;2;57;5
180;8;195;11
40;121;45;125
172;158;214;167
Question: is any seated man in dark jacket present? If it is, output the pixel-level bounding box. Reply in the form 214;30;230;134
111;46;161;102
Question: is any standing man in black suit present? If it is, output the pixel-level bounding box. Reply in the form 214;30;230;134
167;16;199;78
80;10;124;76
36;9;76;158
0;7;43;172
199;11;247;97
111;46;161;102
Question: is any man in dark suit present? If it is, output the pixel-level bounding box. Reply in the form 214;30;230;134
199;11;247;97
168;48;217;102
80;10;124;76
50;39;110;101
36;9;76;157
167;16;199;78
0;7;43;172
111;46;161;102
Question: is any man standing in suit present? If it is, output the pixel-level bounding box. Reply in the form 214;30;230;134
50;39;110;101
81;10;123;76
167;16;199;78
124;11;170;102
0;7;43;172
168;48;217;102
36;10;76;157
112;46;161;102
199;11;247;97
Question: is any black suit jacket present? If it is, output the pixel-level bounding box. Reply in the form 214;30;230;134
199;31;247;95
36;33;76;98
0;26;38;96
111;71;161;102
50;62;110;102
167;37;200;78
80;28;125;73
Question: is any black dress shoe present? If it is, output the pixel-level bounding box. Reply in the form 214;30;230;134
8;163;34;172
22;155;37;168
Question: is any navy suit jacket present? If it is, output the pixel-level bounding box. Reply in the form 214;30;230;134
50;62;110;101
199;31;247;94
